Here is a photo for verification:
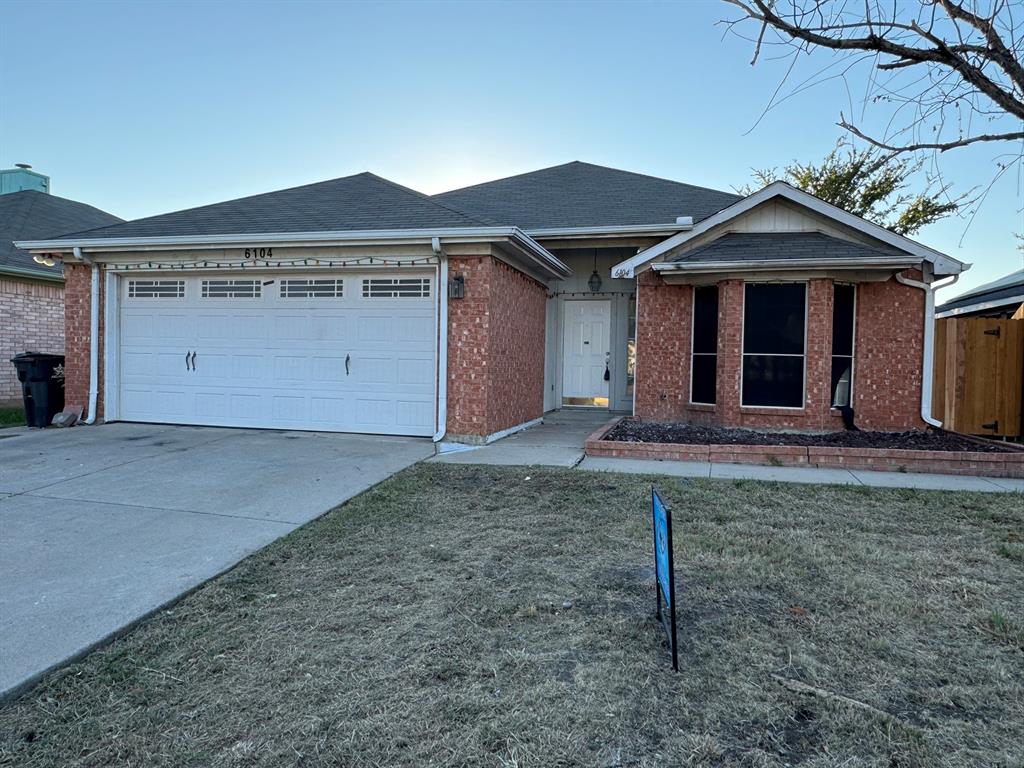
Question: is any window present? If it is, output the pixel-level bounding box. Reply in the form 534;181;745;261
127;280;185;299
201;279;261;298
281;279;344;298
831;284;856;407
741;283;806;408
690;285;718;404
362;277;430;298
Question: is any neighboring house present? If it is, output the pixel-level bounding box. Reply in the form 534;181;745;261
17;161;968;441
935;268;1024;319
0;166;122;403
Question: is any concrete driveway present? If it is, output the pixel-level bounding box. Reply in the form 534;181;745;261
0;423;432;699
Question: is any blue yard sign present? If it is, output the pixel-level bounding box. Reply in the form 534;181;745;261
652;486;679;671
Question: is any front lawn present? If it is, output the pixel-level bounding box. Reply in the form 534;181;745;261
1;465;1021;767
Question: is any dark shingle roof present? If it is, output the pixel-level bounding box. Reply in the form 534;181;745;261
936;269;1024;314
432;161;742;230
671;231;912;264
0;190;122;278
53;173;491;241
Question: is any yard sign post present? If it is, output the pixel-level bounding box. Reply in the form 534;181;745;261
651;486;679;671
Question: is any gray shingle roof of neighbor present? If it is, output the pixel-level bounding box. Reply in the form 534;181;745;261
670;231;913;264
52;172;494;241
0;190;123;278
432;161;743;230
936;268;1024;314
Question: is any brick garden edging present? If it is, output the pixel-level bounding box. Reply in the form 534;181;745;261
584;418;1024;479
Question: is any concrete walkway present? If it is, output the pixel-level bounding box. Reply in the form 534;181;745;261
434;411;1023;493
0;423;432;699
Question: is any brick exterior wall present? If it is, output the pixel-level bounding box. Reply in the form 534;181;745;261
0;277;64;402
852;275;926;430
634;270;927;432
634;271;691;421
446;255;547;440
62;263;104;419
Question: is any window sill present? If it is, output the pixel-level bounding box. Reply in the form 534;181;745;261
686;403;716;413
740;406;806;416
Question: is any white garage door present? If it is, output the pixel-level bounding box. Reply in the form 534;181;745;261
117;271;437;436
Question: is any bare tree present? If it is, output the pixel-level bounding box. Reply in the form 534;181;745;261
722;0;1024;162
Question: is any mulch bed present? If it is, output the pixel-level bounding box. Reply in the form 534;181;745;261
603;419;1017;453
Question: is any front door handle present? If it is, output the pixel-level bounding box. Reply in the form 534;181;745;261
191;351;197;372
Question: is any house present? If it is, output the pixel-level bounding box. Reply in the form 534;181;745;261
0;166;122;404
936;268;1024;319
16;161;968;441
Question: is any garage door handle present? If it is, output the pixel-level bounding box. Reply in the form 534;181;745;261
345;354;351;376
191;351;197;372
185;350;192;371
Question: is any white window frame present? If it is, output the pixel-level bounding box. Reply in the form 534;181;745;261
740;281;808;410
689;284;718;406
831;282;857;408
126;279;186;299
201;279;262;299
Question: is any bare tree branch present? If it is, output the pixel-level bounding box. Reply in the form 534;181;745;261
722;0;1024;159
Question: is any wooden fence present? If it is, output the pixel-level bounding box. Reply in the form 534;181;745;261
933;317;1024;438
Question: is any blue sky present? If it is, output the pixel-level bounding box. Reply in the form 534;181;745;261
2;0;1020;298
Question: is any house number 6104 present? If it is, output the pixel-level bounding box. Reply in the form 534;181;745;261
244;248;273;259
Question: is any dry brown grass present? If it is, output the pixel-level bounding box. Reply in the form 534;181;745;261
1;464;1022;767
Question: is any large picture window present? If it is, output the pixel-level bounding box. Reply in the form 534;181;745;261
742;283;806;408
831;284;856;407
690;285;718;404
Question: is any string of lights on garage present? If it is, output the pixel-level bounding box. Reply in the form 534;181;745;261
107;255;441;271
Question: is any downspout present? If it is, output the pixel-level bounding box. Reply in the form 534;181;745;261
73;247;101;425
432;236;448;442
895;270;959;429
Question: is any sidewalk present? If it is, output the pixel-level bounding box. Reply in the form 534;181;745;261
433;411;1024;493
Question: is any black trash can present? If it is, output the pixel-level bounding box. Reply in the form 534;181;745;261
10;352;65;428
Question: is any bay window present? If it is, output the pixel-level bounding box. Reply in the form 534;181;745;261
741;283;806;408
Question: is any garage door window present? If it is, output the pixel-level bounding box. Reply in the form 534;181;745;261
281;279;344;298
201;279;262;298
128;280;185;299
362;277;430;298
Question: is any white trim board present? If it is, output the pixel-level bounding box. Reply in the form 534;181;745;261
611;182;969;280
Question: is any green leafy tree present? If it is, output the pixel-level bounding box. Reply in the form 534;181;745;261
739;143;961;236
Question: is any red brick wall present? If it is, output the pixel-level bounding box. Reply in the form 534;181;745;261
852;274;926;430
0;278;64;401
634;271;692;420
62;263;104;418
634;270;927;432
447;256;492;437
446;255;547;439
487;259;546;434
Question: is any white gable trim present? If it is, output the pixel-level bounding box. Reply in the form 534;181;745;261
611;182;969;280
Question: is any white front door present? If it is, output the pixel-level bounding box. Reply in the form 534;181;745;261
117;271;437;436
562;300;610;405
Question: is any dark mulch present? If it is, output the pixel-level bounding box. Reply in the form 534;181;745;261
604;419;1017;453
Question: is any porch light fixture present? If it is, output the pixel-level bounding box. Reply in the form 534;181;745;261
32;254;56;267
449;274;465;299
588;252;602;292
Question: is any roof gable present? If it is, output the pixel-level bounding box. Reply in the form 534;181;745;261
0;190;122;278
432;161;741;231
613;182;968;279
54;172;492;241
